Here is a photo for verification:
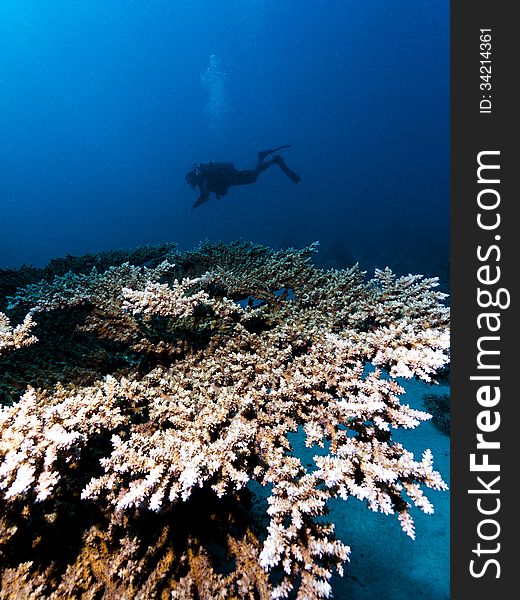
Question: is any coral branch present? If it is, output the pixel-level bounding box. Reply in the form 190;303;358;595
0;311;38;355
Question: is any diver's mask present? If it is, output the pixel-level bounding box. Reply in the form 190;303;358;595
185;163;202;188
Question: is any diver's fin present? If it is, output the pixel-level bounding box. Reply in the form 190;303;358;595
258;144;292;162
275;155;301;184
270;144;292;153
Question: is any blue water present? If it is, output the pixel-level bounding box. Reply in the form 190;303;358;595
1;0;449;280
0;1;449;596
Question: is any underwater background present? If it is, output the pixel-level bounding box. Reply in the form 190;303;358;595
1;0;449;284
1;1;449;598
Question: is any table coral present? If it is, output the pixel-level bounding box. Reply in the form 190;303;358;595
0;241;449;599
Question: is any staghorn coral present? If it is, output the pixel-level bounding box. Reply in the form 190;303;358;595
0;243;178;313
0;312;38;355
0;241;449;599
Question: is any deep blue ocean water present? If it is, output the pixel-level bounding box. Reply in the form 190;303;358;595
1;1;448;281
1;1;450;597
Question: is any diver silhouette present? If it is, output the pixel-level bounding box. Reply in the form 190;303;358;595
186;145;301;209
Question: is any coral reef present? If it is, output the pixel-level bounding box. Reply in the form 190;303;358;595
0;312;38;355
0;243;178;312
0;241;449;599
423;392;450;435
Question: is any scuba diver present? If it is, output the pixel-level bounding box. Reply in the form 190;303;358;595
186;145;301;209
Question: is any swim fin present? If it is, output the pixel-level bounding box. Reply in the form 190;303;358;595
258;144;292;162
275;155;301;184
